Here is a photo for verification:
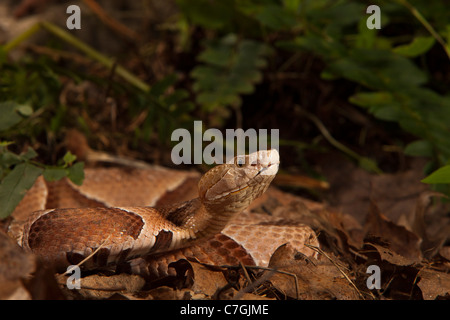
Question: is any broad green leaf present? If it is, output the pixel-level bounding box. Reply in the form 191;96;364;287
191;34;271;110
0;163;43;219
15;104;33;116
0;150;23;167
0;101;32;131
67;162;84;186
393;37;435;57
422;165;450;184
404;140;434;157
0;147;37;167
255;5;296;30
43;168;68;182
21;147;38;160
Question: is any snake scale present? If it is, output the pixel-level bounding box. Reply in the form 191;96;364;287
8;149;319;279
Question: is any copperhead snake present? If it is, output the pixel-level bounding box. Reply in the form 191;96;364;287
8;149;319;279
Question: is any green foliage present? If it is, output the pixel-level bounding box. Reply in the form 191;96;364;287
0;101;33;131
130;74;195;143
191;34;272;110
273;1;450;166
392;36;435;57
178;0;450;173
422;165;450;184
0;142;84;218
0;162;42;219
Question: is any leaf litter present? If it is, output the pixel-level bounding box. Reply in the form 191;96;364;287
1;153;450;300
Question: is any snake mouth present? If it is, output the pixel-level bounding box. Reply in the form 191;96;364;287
254;160;280;178
229;185;249;195
227;161;279;196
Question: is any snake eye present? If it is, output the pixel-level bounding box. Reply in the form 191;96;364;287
235;156;246;168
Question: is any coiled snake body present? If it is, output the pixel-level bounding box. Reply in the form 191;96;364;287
9;150;319;278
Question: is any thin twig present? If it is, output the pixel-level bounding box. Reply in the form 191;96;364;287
304;244;365;300
202;263;300;300
64;235;112;275
234;268;275;300
239;261;252;286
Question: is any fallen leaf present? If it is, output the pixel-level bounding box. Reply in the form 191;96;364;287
58;273;146;299
189;261;230;298
417;268;450;300
365;242;419;266
364;201;422;264
267;243;361;300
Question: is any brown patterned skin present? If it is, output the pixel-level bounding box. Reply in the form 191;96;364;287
19;150;280;272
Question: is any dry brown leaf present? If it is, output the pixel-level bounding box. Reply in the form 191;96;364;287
267;243;360;300
189;261;229;298
317;155;428;224
364;202;422;264
58;273;146;299
417;268;450;300
365;242;419;267
146;286;193;300
440;246;450;261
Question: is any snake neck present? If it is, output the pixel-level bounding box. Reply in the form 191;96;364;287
158;198;241;240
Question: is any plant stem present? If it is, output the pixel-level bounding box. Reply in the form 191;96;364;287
397;0;450;60
3;23;41;52
3;22;150;92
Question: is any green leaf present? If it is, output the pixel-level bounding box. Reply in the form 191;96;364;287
422;165;450;184
0;150;23;167
0;101;32;131
63;151;77;166
393;36;435;57
349;91;402;121
255;5;296;30
0;147;37;168
43;167;68;182
191;34;271;110
67;162;84;186
175;0;236;31
358;157;382;174
0;163;43;219
21;147;38;160
404;140;434;157
15;104;33;116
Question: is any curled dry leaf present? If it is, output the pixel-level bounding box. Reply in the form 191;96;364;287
364;242;420;267
417;268;450;300
189;261;229;298
364;202;422;264
267;243;360;300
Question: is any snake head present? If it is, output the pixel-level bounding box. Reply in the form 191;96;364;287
198;149;279;212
